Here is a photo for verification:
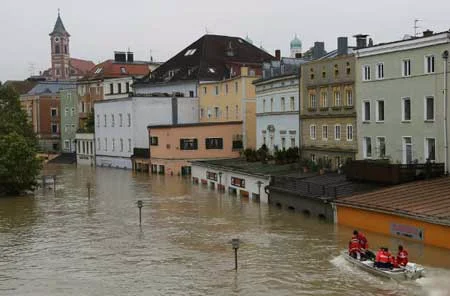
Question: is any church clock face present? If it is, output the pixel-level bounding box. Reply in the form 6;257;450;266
55;37;60;42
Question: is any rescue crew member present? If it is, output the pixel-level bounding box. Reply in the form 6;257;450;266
348;233;360;259
353;230;370;260
375;247;393;269
396;245;409;267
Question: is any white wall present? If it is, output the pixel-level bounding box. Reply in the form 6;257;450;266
191;164;270;204
134;81;198;98
103;77;135;100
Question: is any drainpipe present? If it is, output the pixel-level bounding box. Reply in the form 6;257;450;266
443;50;449;175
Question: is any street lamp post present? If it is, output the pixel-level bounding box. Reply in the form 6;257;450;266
218;172;223;192
231;238;240;271
137;200;143;225
256;181;263;201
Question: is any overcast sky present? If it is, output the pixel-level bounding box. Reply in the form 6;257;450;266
1;0;449;82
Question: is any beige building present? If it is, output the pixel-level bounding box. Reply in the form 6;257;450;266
300;37;357;169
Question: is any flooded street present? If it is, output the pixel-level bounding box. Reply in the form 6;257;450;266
1;165;450;295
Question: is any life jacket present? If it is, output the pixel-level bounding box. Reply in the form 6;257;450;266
377;251;391;263
397;250;409;266
348;236;360;253
357;233;368;250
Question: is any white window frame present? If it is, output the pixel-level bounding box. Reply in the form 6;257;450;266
376;136;386;158
376;99;385;122
310;125;316;140
333;91;341;107
334;124;341;141
376;62;384;79
363;136;372;159
362;100;371;122
96;114;100;127
424;137;436;162
346;89;353;106
97;138;100;151
424;96;435;121
322;125;328;141
362;65;371;81
402;97;411;122
64;107;69;117
402;59;411;77
425;55;435;74
262;99;266;112
346;124;353;142
290;97;295;111
402;136;413;164
309;94;317;108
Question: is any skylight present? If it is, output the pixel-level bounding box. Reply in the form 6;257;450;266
208;68;216;74
184;49;197;56
120;67;127;74
94;67;102;74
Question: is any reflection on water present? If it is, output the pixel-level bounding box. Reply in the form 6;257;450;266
0;164;449;296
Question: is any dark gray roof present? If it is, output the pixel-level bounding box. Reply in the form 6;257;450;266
26;82;76;96
317;47;355;60
50;13;70;36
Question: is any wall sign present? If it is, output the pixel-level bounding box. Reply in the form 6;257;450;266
390;223;424;241
231;177;245;188
206;171;217;181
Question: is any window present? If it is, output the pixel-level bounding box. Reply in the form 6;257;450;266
290;137;295;148
402;97;411;121
270;98;274;112
320;91;328;107
333;91;341;107
110;84;113;94
70;107;75;116
189;90;194;97
346;89;353;106
425;55;435;74
364;137;372;158
290;97;295;111
235;82;238;93
125;82;130;93
104;114;107;127
51;108;57;117
203;87;207;95
403;137;413;164
111;114;115;127
262;99;266;112
65;107;69;116
322;125;328;141
112;138;115;151
127;113;131;127
180;138;198;150
184;48;197;56
225;84;229;94
376;63;384;79
97;138;100;150
232;135;243;150
118;83;122;94
425;96;434;121
402;59;411;77
150;136;159;146
346;125;353;141
226;106;229;119
425;138;436;161
309;93;317;108
120;67;127;74
334;125;341;140
51;124;58;133
200;108;204;118
376;100;385;122
281;137;286;149
71;124;75;131
205;138;223;149
363;101;371;121
310;125;316;140
104;138;108;151
215;86;219;95
235;105;239;119
281;97;285;111
214;107;220;118
363;65;371;81
128;139;132;152
64;124;69;132
120;138;124;152
377;137;386;158
119;113;123;127
346;62;351;75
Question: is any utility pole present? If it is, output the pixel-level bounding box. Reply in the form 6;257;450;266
443;50;449;174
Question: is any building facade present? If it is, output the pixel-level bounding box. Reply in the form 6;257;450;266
76;133;95;165
60;88;78;152
198;66;258;149
300;37;357;169
355;31;450;165
148;122;243;176
255;57;306;152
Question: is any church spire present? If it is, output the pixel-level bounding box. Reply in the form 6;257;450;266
50;10;70;36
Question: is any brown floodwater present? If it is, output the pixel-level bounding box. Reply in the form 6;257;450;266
1;164;450;296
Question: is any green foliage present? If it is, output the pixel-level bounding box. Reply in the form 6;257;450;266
0;85;41;196
84;111;95;133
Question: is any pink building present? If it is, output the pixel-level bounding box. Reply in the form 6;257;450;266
148;121;243;175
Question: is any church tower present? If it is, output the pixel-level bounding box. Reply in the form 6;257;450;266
290;34;302;58
49;11;70;80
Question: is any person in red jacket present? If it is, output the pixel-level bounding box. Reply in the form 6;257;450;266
396;245;409;267
353;230;370;259
374;247;393;269
348;234;360;259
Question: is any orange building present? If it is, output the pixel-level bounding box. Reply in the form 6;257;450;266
334;177;450;250
148;122;243;175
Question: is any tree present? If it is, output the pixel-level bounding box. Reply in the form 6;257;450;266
0;85;41;196
84;110;95;133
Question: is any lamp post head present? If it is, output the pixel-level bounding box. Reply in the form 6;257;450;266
219;172;223;177
231;238;240;249
137;200;143;208
443;50;449;60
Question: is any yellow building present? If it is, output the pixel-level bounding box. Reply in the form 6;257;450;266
198;66;258;149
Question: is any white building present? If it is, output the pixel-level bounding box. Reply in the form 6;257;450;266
94;95;198;169
254;57;307;152
76;133;95;166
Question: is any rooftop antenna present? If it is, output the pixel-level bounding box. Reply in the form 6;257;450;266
414;19;421;37
28;62;35;76
58;8;60;16
149;49;153;62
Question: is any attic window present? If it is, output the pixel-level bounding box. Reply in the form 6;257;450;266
238;39;243;43
120;67;127;74
208;68;216;74
184;49;197;56
169;70;175;77
94;67;102;74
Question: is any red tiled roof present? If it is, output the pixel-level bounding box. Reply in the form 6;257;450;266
335;177;450;225
70;58;95;74
81;59;150;80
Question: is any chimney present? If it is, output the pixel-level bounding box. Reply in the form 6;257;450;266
295;53;302;58
368;38;374;47
275;49;281;60
127;52;134;63
353;34;369;49
337;37;348;56
423;30;434;37
312;42;325;59
114;51;126;62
